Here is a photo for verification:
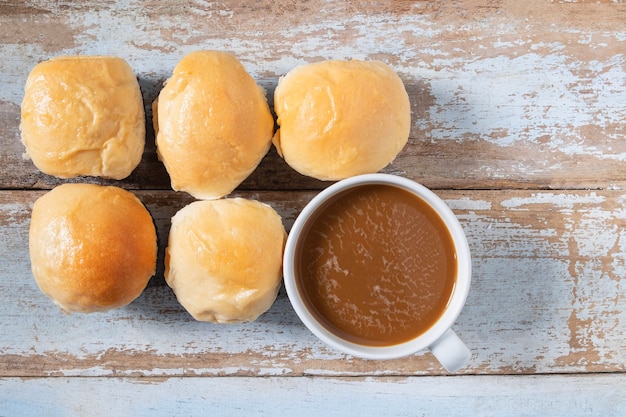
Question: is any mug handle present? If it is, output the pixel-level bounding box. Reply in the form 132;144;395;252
429;328;471;372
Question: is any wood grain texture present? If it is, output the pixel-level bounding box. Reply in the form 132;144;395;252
0;0;625;190
1;374;625;417
1;0;625;413
1;190;624;377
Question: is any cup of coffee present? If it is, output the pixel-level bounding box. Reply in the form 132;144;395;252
283;173;471;372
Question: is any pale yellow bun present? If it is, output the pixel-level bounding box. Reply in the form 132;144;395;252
153;51;274;200
29;184;157;313
165;198;286;323
273;60;411;180
20;56;145;180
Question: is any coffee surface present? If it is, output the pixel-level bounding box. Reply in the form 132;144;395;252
296;184;457;346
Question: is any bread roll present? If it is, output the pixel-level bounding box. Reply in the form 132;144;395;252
273;60;411;180
29;184;157;313
153;51;274;200
165;198;286;323
20;56;145;180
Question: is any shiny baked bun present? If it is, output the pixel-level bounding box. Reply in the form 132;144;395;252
273;59;411;180
165;198;286;323
29;184;157;313
153;51;274;200
20;56;145;180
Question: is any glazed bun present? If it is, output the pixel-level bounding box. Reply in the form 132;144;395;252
20;56;145;180
273;60;411;180
29;184;157;313
165;198;286;323
153;51;274;200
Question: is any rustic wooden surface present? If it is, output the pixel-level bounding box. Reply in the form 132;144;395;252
1;0;626;415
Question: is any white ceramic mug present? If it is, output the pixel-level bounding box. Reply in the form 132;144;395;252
283;173;472;372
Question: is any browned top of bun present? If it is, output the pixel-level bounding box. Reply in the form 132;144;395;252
29;184;157;313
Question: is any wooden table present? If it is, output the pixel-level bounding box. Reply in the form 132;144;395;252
1;1;625;415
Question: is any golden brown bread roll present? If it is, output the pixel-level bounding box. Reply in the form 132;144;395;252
165;198;286;323
153;51;274;200
29;184;157;313
20;56;145;180
273;59;411;180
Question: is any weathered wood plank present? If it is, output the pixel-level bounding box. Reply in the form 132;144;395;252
1;0;625;190
1;189;624;376
2;0;624;411
1;374;625;417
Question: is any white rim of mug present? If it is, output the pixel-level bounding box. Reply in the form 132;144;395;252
283;173;472;360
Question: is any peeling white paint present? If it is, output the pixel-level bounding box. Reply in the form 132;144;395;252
575;207;623;246
3;190;626;376
1;2;625;189
425;49;626;157
2;1;626;386
445;198;493;211
500;193;606;210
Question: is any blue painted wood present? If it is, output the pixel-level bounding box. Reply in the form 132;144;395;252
1;374;624;417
